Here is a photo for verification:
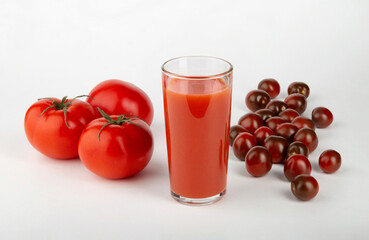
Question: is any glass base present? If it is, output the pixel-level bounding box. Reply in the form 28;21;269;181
171;189;226;206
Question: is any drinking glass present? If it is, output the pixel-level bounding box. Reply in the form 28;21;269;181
162;56;233;205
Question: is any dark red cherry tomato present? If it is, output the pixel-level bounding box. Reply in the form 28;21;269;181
266;100;288;114
238;113;264;134
265;117;287;132
245;146;273;177
255;109;276;121
312;107;334;128
279;109;300;122
288;82;310;98
286;141;309;158
275;123;298;141
284;93;307;114
254;126;274;145
319;150;341;173
233;132;257;161
293;128;318;153
263;136;289;163
257;78;280;98
291;175;319;201
284;155;312;181
245;90;271;112
229;125;249;146
292;116;315;130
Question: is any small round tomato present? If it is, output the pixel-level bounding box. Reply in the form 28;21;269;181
275;123;298;141
284;155;312;181
288;82;310;98
286;141;309;158
254;126;274;145
245;90;271;112
312;107;334;128
238;113;264;134
291;175;319;201
78;108;154;179
284;93;307;114
265;116;287;132
293;128;318;153
232;132;257;161
255;108;276;121
229;125;248;146
266;100;288;114
292;116;315;130
279;109;300;122
257;78;280;98
319;150;341;173
87;79;154;125
245;146;272;177
263;135;289;163
24;96;97;159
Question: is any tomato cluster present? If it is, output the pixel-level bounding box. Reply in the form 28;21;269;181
232;79;341;201
25;79;154;179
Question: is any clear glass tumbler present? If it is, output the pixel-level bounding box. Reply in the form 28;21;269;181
162;56;233;205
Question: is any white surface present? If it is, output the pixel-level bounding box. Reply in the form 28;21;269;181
1;0;369;239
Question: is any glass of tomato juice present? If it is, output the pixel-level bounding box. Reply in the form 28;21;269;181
162;56;233;205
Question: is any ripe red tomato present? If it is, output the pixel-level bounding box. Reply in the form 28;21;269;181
24;96;97;159
87;79;154;126
284;154;312;181
245;146;272;177
78;109;154;179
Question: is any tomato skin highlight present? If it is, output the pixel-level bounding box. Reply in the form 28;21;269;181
24;98;97;159
78;117;154;179
87;79;154;126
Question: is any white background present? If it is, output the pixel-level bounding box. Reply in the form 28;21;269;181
1;0;368;239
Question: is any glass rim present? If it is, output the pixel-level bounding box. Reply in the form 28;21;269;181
161;56;233;79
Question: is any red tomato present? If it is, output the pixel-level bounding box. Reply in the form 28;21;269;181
24;96;97;159
87;79;154;125
78;109;154;179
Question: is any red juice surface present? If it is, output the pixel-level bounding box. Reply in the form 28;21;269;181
163;77;232;198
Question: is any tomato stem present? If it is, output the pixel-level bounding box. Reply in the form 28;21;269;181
38;95;92;128
97;107;142;141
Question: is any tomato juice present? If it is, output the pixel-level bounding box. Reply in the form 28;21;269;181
163;77;232;199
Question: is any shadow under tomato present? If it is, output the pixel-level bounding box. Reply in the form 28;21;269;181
282;189;301;202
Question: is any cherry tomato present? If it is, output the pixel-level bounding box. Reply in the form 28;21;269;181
87;79;154;125
78;108;154;179
319;150;341;173
229;125;248;146
266;100;288;114
263;136;289;163
293;128;318;153
286;141;309;158
245;90;271;112
25;96;97;159
257;78;280;98
288;82;310;98
279;109;300;122
255;108;276;121
265;116;287;132
238;113;264;134
284;93;307;114
292;116;315;130
254;126;274;145
233;132;257;161
312;107;334;128
291;175;319;201
284;155;312;181
275;123;298;141
245;146;272;177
